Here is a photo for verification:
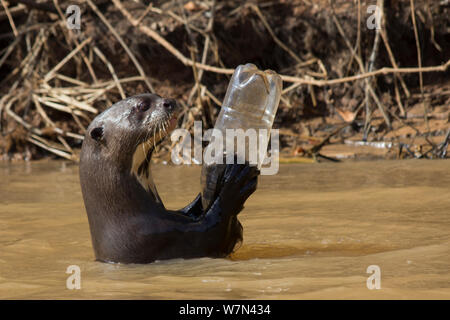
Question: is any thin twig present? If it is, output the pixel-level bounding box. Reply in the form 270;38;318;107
87;0;155;93
410;0;428;131
43;37;92;82
251;4;303;64
1;0;19;37
93;46;126;99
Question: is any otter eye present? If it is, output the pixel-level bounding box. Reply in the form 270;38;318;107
90;127;104;141
137;101;150;112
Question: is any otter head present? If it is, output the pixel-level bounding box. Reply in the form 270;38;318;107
80;94;180;207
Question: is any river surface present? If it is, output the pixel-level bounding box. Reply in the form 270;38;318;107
0;160;449;299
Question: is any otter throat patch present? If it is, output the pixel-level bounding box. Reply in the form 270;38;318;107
130;139;159;200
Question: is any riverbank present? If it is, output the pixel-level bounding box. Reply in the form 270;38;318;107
0;0;449;162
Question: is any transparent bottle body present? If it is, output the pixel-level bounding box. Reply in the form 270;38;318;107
201;63;282;209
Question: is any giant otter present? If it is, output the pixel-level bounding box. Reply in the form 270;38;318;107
79;94;259;264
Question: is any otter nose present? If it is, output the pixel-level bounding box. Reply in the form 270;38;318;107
162;99;176;111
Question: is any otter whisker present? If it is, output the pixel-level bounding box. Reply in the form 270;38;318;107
139;131;148;156
162;121;167;136
153;126;156;150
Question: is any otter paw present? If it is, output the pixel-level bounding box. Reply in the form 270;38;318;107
218;163;259;214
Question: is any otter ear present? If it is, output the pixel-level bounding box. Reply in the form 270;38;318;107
89;126;104;142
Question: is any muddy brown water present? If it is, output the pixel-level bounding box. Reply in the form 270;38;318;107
0;160;449;299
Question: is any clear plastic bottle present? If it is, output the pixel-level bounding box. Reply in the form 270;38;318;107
201;63;282;209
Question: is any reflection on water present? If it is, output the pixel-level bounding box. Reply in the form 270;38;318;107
0;160;449;299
